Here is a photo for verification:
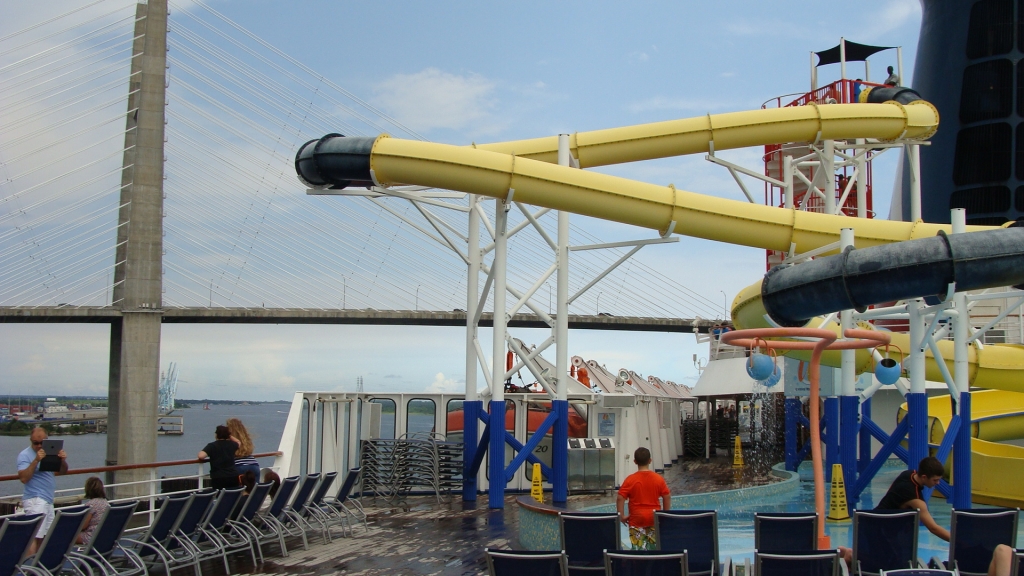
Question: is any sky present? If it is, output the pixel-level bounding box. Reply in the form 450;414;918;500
0;0;925;401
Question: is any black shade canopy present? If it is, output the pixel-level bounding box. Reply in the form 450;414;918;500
815;41;894;66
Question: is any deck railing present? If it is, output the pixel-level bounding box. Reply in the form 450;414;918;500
0;451;282;527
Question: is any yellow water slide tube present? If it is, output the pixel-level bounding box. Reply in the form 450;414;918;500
909;391;1024;507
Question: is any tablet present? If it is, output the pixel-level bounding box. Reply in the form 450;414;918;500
41;439;63;455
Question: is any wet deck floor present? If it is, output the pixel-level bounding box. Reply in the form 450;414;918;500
224;456;777;576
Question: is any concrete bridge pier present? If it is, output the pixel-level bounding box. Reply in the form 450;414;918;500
106;0;167;497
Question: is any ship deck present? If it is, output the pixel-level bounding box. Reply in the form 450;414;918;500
228;457;775;576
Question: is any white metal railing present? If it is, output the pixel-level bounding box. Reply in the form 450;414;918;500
0;452;281;531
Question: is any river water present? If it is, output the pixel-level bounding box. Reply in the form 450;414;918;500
0;403;289;497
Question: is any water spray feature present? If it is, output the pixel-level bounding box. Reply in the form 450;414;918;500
721;327;890;549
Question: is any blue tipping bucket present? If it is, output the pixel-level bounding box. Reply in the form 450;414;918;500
746;352;775;381
762;365;782;388
875;357;902;385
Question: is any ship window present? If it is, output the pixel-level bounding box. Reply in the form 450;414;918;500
316;400;325;473
337;402;349;477
967;0;1013;58
967;215;1010;225
522;401;590;482
954;123;1012;185
1016;186;1024;210
446;399;464;444
961;60;1013;122
371;398;396;439
1018;61;1024;118
406;398;436;437
300;398;309;475
1017;123;1024;179
950;186;1011;214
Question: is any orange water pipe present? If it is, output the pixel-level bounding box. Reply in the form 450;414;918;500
721;328;890;549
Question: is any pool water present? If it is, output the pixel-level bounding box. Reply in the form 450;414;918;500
716;463;956;563
613;460;1019;563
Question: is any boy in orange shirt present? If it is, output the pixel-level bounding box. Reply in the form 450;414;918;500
616;447;671;550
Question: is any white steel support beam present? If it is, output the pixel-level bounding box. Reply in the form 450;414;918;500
491;198;510;403
908;144;921;222
465;195;480;402
556;134;571;402
823;140;836;215
840;228;856;396
909;298;926;395
855;139;867;218
784;155;794;210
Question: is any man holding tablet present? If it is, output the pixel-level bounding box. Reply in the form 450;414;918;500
18;427;68;554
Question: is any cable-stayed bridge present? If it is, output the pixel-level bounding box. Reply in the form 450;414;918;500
0;0;725;480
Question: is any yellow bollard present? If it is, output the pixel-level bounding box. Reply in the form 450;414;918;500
827;463;850;522
531;463;544;503
732;436;744;468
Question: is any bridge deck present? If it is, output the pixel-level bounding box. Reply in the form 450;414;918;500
0;307;716;332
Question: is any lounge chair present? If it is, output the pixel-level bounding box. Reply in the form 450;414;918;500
21;506;91;576
604;550;688;576
0;514;43;576
1013;549;1024;576
225;483;273;563
120;494;192;576
852;509;921;576
321;468;367;535
559;512;619;574
66;501;145;576
655;510;727;576
755;549;841;576
301;471;338;543
274;473;320;551
193;487;248;574
244;476;299;558
484;548;569;576
754;512;818;552
167;490;217;576
932;508;1019;576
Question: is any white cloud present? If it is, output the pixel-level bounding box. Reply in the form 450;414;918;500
627;51;649;63
426;372;461;393
859;0;920;40
373;68;498;135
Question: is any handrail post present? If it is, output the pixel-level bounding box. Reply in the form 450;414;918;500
149;468;157;525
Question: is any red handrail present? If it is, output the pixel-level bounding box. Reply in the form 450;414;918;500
0;451;283;483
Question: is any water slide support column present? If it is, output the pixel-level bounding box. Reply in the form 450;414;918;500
855;139;867;218
859;397;872;472
552;135;571;504
823;143;838;483
810;52;817;92
951;208;972;509
907;298;928;474
463;194;481;501
825;402;839;482
784;155;794;210
839;228;859;505
897;46;904;90
908;144;922;222
785;397;802;471
840;38;847;81
488;199;509;509
823;140;836;216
